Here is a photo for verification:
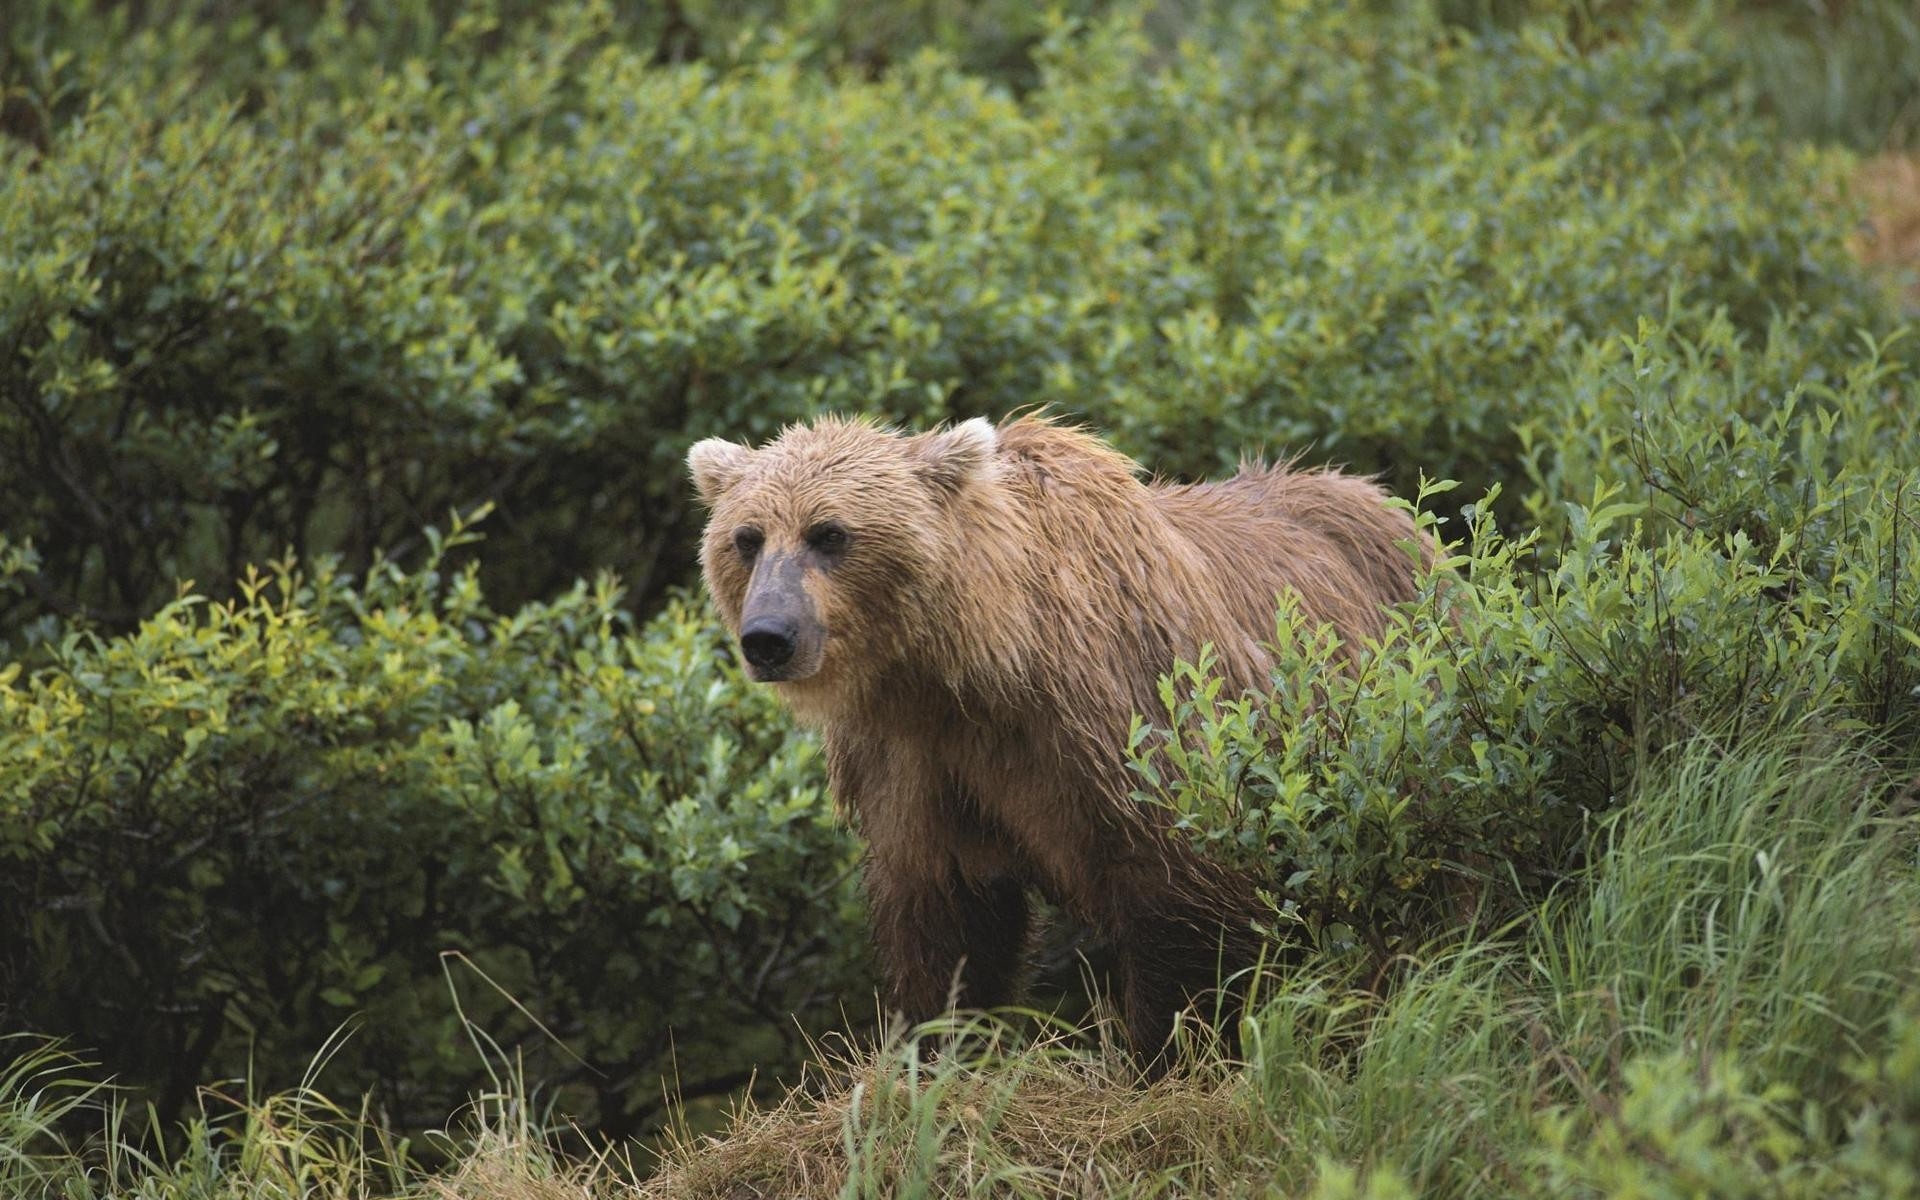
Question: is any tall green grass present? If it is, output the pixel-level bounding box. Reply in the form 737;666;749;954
1723;0;1920;149
1433;0;1920;150
0;1036;633;1199
1532;730;1914;1102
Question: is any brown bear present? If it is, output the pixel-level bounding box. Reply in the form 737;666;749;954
688;414;1425;1061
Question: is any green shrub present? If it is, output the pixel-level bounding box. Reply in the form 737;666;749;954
0;514;861;1136
0;0;1094;119
1531;1038;1920;1198
1028;6;1900;481
0;2;1049;628
2;1;1901;634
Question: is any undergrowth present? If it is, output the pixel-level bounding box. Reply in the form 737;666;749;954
3;732;1914;1197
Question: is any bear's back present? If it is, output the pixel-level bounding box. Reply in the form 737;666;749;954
983;417;1423;702
1158;466;1423;618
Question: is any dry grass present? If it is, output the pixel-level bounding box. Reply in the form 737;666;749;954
424;1131;636;1200
638;1020;1272;1199
1851;151;1920;306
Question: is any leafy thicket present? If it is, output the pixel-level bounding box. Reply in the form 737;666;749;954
2;0;1918;1184
0;1;1895;632
0;513;862;1135
5;737;1917;1197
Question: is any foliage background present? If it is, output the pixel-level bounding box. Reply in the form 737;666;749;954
2;0;1918;1193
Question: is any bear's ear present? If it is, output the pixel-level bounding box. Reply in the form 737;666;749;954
911;417;998;496
688;437;755;505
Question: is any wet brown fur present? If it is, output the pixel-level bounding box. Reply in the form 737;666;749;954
689;415;1427;1061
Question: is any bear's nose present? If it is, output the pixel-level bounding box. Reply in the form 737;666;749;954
740;619;797;671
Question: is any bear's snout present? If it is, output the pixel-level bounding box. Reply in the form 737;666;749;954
737;552;826;683
740;618;797;672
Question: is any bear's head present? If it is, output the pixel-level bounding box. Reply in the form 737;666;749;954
688;416;1001;707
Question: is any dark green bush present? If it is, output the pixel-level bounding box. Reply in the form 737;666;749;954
0;514;860;1135
1;2;1042;628
1;1;1900;633
1036;10;1897;487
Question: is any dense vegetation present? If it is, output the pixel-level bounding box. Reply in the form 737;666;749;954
2;0;1917;1195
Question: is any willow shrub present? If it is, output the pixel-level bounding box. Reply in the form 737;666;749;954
0;2;1900;633
0;513;862;1136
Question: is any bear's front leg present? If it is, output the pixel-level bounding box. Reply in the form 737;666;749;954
1114;916;1230;1069
865;866;1030;1025
1104;867;1269;1071
829;736;1031;1028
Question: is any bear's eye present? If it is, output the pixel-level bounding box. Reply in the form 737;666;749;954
732;527;765;562
806;521;850;557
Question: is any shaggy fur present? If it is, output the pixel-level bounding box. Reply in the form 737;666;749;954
689;415;1425;1060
